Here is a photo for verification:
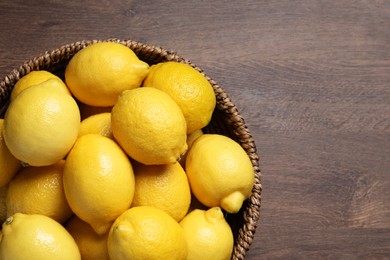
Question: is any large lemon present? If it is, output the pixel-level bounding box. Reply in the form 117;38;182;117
111;87;187;165
3;83;80;166
0;213;81;260
186;134;254;213
6;160;72;224
179;207;234;260
132;162;191;221
0;119;20;187
107;206;188;260
65;42;149;106
63;134;135;235
143;61;216;133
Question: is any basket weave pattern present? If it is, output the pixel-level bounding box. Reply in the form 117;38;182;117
0;39;262;260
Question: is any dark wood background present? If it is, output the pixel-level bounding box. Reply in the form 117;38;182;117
1;1;389;259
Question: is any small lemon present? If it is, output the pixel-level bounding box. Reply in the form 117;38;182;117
186;134;254;213
79;112;113;139
143;61;216;133
10;70;69;101
0;119;20;187
0;213;81;260
3;82;80;166
6;160;72;224
63;134;135;235
65;216;110;260
65;42;150;106
132;162;191;221
111;87;187;165
108;206;188;260
179;207;234;260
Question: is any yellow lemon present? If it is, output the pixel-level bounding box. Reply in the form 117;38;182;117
65;42;150;106
179;207;234;260
6;160;72;224
186;134;254;213
3;83;80;166
63;134;135;235
79;112;114;140
10;70;69;101
0;119;20;187
143;61;216;133
132;162;191;221
107;206;188;260
179;129;203;167
0;213;81;260
111;87;187;165
65;216;110;260
0;185;8;223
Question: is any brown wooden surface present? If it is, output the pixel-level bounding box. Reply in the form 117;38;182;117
1;0;390;259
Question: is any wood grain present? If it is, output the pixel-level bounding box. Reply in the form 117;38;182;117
1;0;390;259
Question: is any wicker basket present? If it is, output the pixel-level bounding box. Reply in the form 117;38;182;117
0;38;262;260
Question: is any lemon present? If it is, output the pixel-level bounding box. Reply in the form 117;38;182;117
0;119;20;187
186;134;254;213
6;160;72;224
10;70;69;101
143;61;216;133
179;207;234;260
132;162;191;221
179;128;203;167
107;206;188;260
111;87;187;165
79;112;113;140
0;185;8;223
65;216;110;260
63;134;135;235
65;42;150;107
3;83;80;166
0;213;81;260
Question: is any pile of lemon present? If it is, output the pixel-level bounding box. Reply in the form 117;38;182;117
0;42;254;260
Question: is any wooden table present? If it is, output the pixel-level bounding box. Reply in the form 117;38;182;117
1;1;389;259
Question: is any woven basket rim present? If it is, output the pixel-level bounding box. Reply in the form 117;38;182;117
0;38;262;260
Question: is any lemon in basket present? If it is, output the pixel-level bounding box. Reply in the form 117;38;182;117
10;70;69;101
6;160;72;224
0;213;81;260
186;134;254;213
111;87;187;165
3;82;80;167
107;206;188;260
131;162;191;221
65;42;150;107
179;207;234;260
63;134;135;235
143;61;216;133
